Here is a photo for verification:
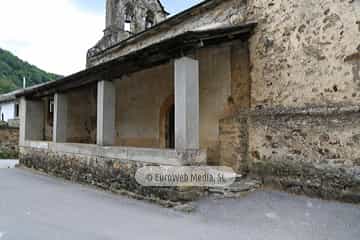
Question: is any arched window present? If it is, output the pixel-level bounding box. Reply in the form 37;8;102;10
124;3;134;33
145;11;154;29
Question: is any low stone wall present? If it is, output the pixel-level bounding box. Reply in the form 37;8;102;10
221;105;360;203
8;118;19;128
19;142;206;203
0;125;19;158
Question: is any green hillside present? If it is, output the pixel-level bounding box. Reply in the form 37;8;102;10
0;48;61;94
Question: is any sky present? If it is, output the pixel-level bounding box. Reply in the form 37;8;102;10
0;0;202;76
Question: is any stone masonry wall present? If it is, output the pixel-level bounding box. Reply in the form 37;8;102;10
249;106;360;203
0;125;19;158
220;106;360;203
67;84;97;144
247;0;360;108
19;146;203;203
219;115;249;174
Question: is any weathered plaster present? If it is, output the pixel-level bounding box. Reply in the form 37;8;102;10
114;63;173;148
113;43;250;164
247;0;360;108
67;84;97;144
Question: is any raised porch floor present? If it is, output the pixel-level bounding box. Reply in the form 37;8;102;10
21;141;207;166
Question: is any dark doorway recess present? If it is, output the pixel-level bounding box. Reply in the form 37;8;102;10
166;104;175;149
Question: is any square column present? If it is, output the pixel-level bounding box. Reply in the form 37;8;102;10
97;80;116;146
174;57;199;150
53;93;68;142
19;97;44;145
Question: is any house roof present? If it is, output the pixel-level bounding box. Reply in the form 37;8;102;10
17;22;257;99
0;89;23;103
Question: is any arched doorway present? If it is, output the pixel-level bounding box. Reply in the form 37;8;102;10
159;95;175;149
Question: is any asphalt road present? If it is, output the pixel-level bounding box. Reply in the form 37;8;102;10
0;168;359;240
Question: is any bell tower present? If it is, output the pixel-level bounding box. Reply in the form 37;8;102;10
104;0;168;42
87;0;168;67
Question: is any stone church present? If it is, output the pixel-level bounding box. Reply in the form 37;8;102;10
17;0;360;203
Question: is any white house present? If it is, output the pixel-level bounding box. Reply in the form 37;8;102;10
0;90;21;125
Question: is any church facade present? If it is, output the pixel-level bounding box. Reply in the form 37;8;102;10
17;0;360;203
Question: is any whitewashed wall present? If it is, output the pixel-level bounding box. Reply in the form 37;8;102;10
0;102;16;122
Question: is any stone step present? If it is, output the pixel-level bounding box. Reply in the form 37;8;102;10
208;178;262;198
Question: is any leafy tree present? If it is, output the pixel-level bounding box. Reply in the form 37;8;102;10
0;48;62;94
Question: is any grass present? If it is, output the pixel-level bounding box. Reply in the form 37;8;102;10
0;151;18;159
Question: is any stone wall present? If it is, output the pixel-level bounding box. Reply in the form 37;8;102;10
0;125;19;158
115;63;173;148
215;0;360;203
247;0;360;108
220;105;360;203
19;142;205;203
219;115;249;173
219;117;240;168
249;106;360;203
67;84;97;144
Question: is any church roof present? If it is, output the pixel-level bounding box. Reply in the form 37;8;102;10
17;22;256;98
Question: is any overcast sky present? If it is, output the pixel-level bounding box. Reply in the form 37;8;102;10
0;0;202;76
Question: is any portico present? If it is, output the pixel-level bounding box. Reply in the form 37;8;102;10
16;16;254;201
19;56;204;166
17;23;254;166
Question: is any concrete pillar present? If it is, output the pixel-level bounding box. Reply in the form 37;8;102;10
19;97;44;145
174;57;199;150
53;93;68;142
97;80;116;146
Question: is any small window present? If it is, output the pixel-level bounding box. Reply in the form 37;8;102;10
145;11;154;29
48;98;54;126
14;103;19;118
124;3;134;33
49;99;54;113
124;21;131;32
